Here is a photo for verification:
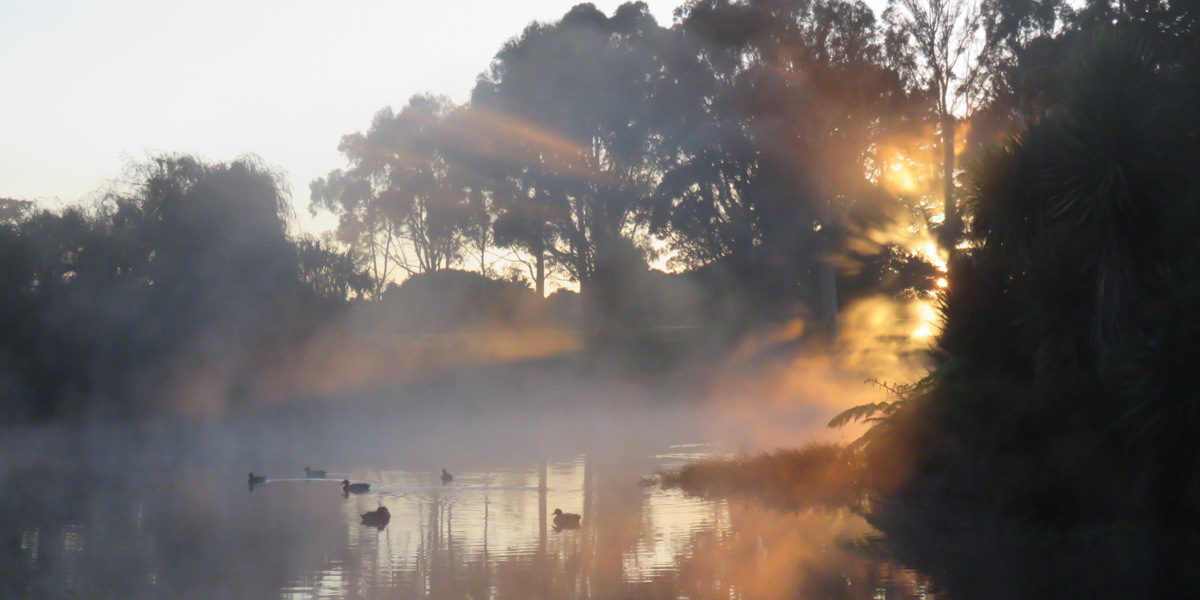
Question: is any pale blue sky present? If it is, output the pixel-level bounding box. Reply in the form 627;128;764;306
0;0;677;232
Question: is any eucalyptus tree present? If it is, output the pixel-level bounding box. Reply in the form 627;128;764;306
657;0;913;327
884;0;993;251
311;95;482;294
470;2;669;317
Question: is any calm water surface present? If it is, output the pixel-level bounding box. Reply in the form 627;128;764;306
6;408;1189;600
0;422;935;600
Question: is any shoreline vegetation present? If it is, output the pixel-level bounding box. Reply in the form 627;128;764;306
653;443;866;512
662;23;1200;531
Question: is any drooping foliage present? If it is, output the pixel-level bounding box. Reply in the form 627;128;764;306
0;155;370;421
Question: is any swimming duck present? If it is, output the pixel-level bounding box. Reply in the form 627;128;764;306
360;506;390;528
248;473;267;485
304;467;327;479
441;468;453;485
342;480;370;494
552;508;581;529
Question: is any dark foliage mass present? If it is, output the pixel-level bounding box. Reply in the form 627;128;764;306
0;156;370;421
837;4;1200;524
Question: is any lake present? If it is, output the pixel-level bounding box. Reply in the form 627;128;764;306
1;405;1193;599
0;401;935;600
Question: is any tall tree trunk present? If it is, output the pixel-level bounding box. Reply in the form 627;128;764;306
940;115;959;253
535;223;545;299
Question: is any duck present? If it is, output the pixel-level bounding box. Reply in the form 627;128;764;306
552;508;581;529
441;468;453;485
342;479;370;494
360;506;390;528
304;467;327;479
248;472;267;485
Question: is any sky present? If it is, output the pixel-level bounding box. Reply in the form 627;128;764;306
0;0;678;233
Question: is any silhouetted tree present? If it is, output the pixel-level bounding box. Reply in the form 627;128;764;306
656;0;915;327
296;237;373;303
885;0;993;251
312;96;484;293
0;155;345;421
471;2;669;322
841;30;1200;522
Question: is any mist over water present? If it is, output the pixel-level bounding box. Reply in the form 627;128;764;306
0;390;917;600
7;372;1193;600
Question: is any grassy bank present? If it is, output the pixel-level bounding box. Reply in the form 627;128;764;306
656;443;864;511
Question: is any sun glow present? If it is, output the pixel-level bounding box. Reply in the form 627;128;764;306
884;162;920;194
916;241;948;273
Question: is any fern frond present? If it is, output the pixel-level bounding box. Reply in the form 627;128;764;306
828;401;893;428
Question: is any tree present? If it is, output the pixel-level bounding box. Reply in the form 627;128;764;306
0;154;317;420
962;33;1188;369
885;0;992;252
296;237;373;303
841;31;1200;520
470;2;668;320
655;0;914;328
311;96;481;294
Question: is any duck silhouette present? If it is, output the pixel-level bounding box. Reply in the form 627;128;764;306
552;508;581;530
304;467;326;479
248;473;267;485
441;468;453;485
342;480;370;494
360;506;390;528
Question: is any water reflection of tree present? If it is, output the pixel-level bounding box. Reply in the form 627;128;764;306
2;453;944;599
323;455;929;600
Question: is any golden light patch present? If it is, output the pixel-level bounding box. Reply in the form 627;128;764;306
883;161;920;195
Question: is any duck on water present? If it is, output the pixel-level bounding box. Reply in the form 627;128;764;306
441;469;453;485
552;508;581;530
304;467;327;479
342;480;370;494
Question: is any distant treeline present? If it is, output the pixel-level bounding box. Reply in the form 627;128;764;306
307;0;970;323
8;0;1194;432
0;157;374;421
833;8;1200;523
1;0;964;421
